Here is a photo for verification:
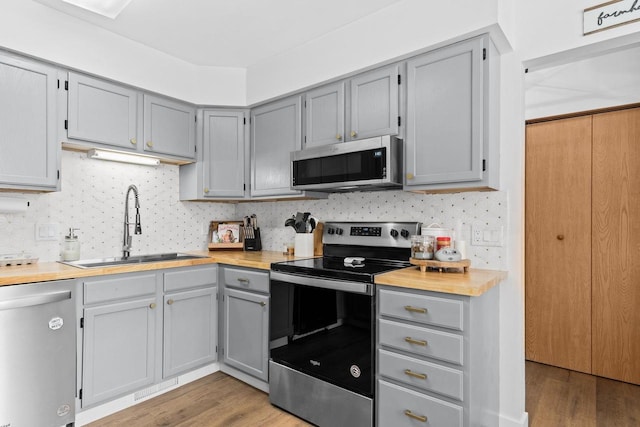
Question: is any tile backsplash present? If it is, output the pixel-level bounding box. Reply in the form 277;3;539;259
0;151;507;269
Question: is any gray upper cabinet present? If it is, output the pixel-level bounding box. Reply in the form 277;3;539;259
348;64;400;141
0;53;60;191
404;35;498;191
202;110;246;198
67;72;138;151
143;94;196;160
250;95;303;198
304;82;345;147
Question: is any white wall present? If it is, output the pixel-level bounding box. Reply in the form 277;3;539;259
0;0;246;105
246;0;502;104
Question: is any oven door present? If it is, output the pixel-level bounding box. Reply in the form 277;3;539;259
269;271;375;398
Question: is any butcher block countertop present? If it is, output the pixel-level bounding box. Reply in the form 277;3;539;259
0;251;506;296
0;250;297;287
375;266;507;296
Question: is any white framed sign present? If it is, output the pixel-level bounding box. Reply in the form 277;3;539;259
584;0;640;34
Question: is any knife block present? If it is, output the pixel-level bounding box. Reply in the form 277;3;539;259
244;228;262;251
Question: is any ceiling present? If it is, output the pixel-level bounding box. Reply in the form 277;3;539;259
33;0;404;68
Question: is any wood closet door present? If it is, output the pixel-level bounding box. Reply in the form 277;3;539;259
592;108;640;384
525;116;592;373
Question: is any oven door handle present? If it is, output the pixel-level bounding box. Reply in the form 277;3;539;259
270;271;374;295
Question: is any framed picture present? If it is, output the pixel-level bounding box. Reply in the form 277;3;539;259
208;220;244;250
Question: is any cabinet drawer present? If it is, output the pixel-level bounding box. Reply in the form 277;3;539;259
378;349;463;400
164;265;217;292
84;273;157;305
379;288;463;331
379;319;463;365
378;379;463;427
222;266;269;294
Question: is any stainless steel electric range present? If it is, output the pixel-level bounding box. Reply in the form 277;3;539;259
269;221;421;427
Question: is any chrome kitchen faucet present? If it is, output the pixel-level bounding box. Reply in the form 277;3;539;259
123;184;142;258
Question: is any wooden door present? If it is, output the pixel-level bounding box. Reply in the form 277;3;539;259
525;116;592;373
592;107;640;384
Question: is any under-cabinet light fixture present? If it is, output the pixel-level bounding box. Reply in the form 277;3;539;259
61;0;133;19
87;149;160;166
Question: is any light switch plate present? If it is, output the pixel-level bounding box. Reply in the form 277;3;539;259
35;222;59;241
471;225;503;247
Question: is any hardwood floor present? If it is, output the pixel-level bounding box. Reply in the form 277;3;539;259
87;372;311;427
526;361;640;426
88;362;640;426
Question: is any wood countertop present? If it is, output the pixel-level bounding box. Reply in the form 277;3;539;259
375;266;507;296
0;251;506;296
0;250;299;287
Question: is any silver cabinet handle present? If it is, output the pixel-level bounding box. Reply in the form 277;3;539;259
0;291;71;311
237;278;250;284
260;301;266;307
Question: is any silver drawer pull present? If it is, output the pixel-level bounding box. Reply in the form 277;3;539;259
404;410;427;422
405;337;427;346
237;278;250;284
260;301;266;307
404;369;427;380
404;305;427;314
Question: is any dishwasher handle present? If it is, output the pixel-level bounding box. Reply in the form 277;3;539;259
0;290;72;311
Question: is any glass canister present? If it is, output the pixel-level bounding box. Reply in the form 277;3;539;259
411;235;434;259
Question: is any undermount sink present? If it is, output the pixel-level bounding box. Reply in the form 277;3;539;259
60;252;209;269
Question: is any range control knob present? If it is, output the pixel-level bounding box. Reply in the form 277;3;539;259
401;229;410;238
327;228;335;235
336;228;344;235
390;229;399;238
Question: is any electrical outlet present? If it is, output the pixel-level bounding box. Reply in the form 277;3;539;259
471;225;503;247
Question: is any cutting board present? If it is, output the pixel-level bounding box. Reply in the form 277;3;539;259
313;222;323;256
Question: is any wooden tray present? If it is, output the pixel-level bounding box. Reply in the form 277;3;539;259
410;258;470;273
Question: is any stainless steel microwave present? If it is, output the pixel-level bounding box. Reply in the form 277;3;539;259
290;135;402;192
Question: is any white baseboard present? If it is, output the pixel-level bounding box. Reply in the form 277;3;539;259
500;411;529;427
75;363;220;426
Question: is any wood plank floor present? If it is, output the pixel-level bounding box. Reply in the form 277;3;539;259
87;372;311;427
89;362;640;426
526;360;640;427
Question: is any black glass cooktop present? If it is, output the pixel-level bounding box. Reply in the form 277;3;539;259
271;256;409;283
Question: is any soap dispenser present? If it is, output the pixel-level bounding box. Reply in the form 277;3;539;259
62;228;81;261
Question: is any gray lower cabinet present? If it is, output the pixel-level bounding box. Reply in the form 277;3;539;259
80;265;218;408
81;272;161;408
376;285;499;427
404;35;498;192
219;265;269;382
0;52;60;191
179;109;248;200
163;265;218;378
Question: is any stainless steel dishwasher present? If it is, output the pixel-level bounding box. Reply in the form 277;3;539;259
0;279;77;427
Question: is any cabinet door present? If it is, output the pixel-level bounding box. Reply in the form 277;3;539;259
592;108;640;384
143;94;196;159
250;96;302;197
223;287;269;381
525;116;592;374
203;110;245;198
82;297;158;407
163;286;217;378
304;81;345;147
0;54;59;190
67;72;138;150
348;64;399;141
405;37;485;185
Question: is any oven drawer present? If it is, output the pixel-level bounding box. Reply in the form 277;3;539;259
378;288;463;331
221;266;269;294
378;349;463;400
379;319;463;365
378;379;463;427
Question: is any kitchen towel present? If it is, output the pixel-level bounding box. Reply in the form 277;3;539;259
0;196;28;213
